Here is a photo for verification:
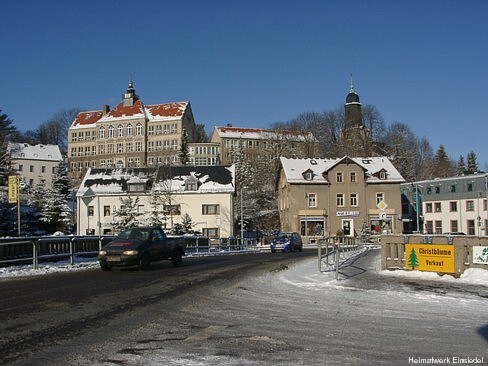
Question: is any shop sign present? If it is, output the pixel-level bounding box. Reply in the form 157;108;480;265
473;246;488;265
405;244;455;274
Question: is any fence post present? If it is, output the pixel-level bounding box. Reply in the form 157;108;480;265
318;239;322;271
335;242;340;280
33;239;38;270
70;237;75;266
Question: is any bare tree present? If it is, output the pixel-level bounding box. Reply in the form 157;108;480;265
38;108;81;153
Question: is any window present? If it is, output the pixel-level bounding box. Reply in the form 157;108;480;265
127;124;133;136
108;125;114;138
434;221;442;234
30;165;34;173
350;172;356;182
450;220;458;233
99;127;105;139
466;200;475;211
467;219;475;235
336;172;343;183
136;141;142;152
350;193;358;207
128;182;145;192
117;124;123;137
88;206;94;216
185;178;198;191
307;193;317;207
117;143;123;153
203;228;219;238
336;193;344;207
18;164;23;172
425;221;433;234
449;184;456;193
148;125;154;135
41;166;46;173
425;203;433;213
164;205;181;215
434;202;441;212
380;171;386;179
136;123;143;136
376;193;384;205
467;183;473;192
449;201;457;212
104;206;111;216
202;204;220;215
435;186;440;194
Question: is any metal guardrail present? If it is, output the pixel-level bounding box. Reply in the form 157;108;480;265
0;236;115;269
0;236;264;270
317;236;365;279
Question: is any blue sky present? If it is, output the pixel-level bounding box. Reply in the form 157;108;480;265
2;0;487;168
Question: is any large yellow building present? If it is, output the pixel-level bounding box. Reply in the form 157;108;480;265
67;82;196;184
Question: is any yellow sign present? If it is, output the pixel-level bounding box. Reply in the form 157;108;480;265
8;176;19;203
405;244;455;274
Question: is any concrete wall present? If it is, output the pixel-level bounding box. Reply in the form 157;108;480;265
381;234;488;276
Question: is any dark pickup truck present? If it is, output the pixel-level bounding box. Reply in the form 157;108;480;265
98;226;187;270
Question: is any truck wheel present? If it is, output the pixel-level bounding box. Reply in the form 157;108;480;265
139;253;151;270
172;250;183;266
100;261;111;271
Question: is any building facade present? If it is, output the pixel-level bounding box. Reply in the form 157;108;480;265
68;82;197;184
401;173;488;236
210;126;317;166
278;156;405;240
8;143;63;190
76;165;235;238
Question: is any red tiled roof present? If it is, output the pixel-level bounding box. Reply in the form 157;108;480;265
107;100;145;118
71;101;189;127
146;102;187;118
72;111;104;127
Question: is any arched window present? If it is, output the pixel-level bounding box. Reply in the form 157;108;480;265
127;124;133;136
99;126;105;139
136;123;143;136
108;125;114;138
117;124;123;137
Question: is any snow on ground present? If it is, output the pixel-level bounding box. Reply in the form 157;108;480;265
1;252;488;288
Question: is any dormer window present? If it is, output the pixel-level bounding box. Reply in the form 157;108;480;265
185;176;199;191
380;171;386;179
302;169;314;181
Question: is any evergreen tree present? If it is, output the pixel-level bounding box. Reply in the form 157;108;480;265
181;212;193;233
113;196;143;231
39;161;73;233
147;190;166;227
466;151;479;173
178;128;190;165
0;110;18;186
456;155;466;176
432;145;454;178
194;123;209;143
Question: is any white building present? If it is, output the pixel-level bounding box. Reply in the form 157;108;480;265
76;165;235;237
8;143;63;190
401;173;488;236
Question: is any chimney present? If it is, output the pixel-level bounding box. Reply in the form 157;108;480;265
102;105;110;115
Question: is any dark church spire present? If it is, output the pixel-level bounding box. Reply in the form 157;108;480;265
122;79;139;107
344;74;362;128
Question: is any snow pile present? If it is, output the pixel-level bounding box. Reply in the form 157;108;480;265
381;267;488;286
0;260;100;279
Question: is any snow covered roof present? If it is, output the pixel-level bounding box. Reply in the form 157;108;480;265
70;101;190;129
8;143;62;162
213;126;316;142
76;165;235;197
280;156;405;184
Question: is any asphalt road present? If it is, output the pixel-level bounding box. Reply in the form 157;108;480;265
1;248;487;366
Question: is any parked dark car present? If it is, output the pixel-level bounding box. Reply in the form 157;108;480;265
270;232;303;253
98;226;186;270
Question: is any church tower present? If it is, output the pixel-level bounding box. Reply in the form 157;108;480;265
344;75;363;128
337;75;372;157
